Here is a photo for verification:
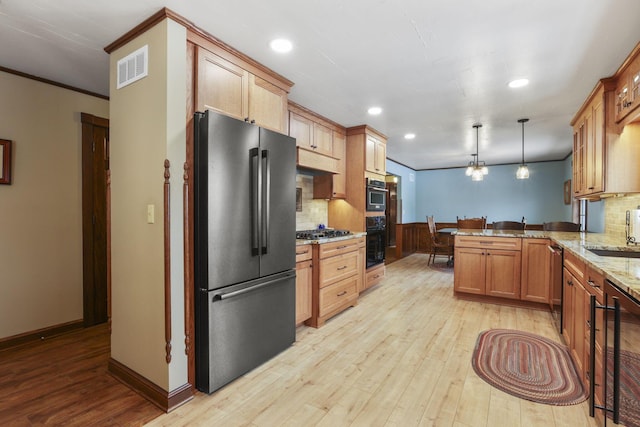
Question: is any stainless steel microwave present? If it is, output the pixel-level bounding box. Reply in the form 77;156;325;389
366;179;387;212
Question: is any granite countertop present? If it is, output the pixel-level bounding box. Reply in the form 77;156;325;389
296;231;367;246
455;229;640;301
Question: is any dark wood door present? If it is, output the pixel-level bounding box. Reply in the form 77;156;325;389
81;113;109;327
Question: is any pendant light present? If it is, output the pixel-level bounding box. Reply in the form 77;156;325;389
516;118;530;179
466;124;488;181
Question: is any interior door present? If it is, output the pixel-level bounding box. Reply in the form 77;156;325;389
81;113;109;327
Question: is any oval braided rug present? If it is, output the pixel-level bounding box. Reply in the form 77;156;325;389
471;329;587;405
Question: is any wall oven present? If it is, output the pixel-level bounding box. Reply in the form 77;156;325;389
591;279;640;426
366;179;387;212
366;216;386;268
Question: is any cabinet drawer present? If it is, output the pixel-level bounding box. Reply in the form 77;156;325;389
319;251;358;288
585;265;604;303
564;251;586;282
319;238;362;259
455;236;522;251
366;264;385;288
319;277;358;317
295;244;312;262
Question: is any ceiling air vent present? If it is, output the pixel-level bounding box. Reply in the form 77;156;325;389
116;45;148;89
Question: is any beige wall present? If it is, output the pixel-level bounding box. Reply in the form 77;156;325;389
109;18;187;391
604;193;640;240
295;173;328;230
0;71;108;339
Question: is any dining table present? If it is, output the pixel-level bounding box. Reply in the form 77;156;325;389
436;227;457;266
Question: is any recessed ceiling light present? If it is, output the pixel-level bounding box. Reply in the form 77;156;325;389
404;133;416;140
368;106;382;115
508;78;529;88
270;38;292;53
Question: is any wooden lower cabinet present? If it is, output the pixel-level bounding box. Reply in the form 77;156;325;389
521;238;551;303
295;245;313;325
308;237;364;327
561;251;605;409
364;263;385;291
453;236;521;299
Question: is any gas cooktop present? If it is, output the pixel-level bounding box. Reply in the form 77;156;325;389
296;229;352;240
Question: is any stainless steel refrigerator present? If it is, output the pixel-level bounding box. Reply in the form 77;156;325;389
194;110;296;394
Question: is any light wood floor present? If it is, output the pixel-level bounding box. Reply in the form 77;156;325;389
149;254;599;427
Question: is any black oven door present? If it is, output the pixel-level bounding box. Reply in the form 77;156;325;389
366;229;385;268
367;187;386;212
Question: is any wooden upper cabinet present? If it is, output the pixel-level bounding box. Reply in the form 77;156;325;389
196;46;248;121
248;74;288;133
615;43;640;124
365;135;386;175
289;110;333;157
193;42;292;134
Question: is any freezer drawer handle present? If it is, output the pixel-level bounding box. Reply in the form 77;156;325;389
212;275;291;301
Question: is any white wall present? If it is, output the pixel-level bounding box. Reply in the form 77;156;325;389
0;71;108;339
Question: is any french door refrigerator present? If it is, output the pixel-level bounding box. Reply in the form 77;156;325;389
194;110;296;394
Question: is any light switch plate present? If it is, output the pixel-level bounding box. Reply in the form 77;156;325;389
147;204;155;224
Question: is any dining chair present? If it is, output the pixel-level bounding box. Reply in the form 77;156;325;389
492;220;525;230
426;216;453;265
456;216;486;230
543;221;581;231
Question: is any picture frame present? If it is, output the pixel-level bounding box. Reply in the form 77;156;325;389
563;179;571;205
0;139;12;185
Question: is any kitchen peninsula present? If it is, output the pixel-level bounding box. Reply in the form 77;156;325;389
454;228;640;424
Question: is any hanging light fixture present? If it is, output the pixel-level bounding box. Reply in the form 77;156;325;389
465;124;488;181
516;118;530;179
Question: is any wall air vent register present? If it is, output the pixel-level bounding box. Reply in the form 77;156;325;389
116;45;148;89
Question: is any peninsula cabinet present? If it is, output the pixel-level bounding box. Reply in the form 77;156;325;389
194;45;291;134
520;238;551;303
453;236;522;299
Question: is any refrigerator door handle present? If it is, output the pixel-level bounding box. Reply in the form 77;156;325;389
250;147;260;256
261;149;270;255
212;272;292;301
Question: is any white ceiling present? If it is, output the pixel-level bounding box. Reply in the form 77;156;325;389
2;0;639;170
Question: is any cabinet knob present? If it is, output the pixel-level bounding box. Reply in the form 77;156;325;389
244;117;249;122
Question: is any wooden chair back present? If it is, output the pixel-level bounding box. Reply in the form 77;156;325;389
492;221;525;230
542;221;581;231
457;216;486;230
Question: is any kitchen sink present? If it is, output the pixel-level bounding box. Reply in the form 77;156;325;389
587;248;640;258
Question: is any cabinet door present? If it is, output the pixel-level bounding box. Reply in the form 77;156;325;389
295;260;312;324
521;239;551;303
485;249;521;299
562;268;575;349
332;131;346;198
572;123;585;197
289;112;314;150
313;122;333;156
248;74;287;133
196;46;248;120
365;136;377;173
453;247;486;294
375;141;387;175
572;280;587;376
588;98;604;193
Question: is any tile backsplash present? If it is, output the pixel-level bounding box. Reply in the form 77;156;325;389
604;194;640;240
296;174;328;230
